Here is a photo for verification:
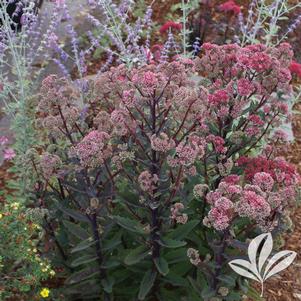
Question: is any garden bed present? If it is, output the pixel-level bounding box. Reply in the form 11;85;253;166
1;0;301;300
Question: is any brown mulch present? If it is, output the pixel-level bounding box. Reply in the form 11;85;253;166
249;207;301;301
246;93;301;301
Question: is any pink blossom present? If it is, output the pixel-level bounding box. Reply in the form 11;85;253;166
138;171;158;194
219;0;241;15
207;135;227;153
151;44;163;61
40;152;61;178
193;184;209;198
253;172;274;192
273;129;288;142
267;192;282;209
0;136;8;146
151;133;175;152
223;175;240;185
246;114;264;135
237;48;272;72
218;182;242;196
208;207;231;231
290;60;301;77
159;21;182;34
214;197;233;211
3;148;16;161
237;79;254;96
187;248;201;266
74;130;112;168
236;190;271;220
170;202;188;224
208;90;229;105
206;191;222;205
277;68;292;83
170;136;205;167
237;155;299;186
142;71;158;87
122;89;136;108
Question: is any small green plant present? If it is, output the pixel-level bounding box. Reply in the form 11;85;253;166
0;174;54;299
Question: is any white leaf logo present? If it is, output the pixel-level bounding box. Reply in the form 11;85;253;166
229;233;296;297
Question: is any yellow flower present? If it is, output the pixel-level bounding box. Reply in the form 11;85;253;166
40;288;50;298
10;202;20;210
0;213;3;219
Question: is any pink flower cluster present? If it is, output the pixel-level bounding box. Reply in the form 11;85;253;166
236;190;271;220
237;155;300;186
290;60;301;78
0;136;15;161
73;130;112;168
237;78;254;96
207;135;227;154
204;157;298;231
168;135;205;168
207;196;234;231
138;171;159;194
150;133;175;152
159;21;182;34
253;172;274;192
219;0;241;15
3;148;16;161
170;202;188;224
37;75;80;136
40;152;62;179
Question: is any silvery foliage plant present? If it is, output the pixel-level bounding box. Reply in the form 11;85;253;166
0;0;64;193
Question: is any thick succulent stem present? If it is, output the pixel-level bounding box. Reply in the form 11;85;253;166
90;213;111;301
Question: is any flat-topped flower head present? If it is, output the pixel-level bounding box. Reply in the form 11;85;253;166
74;130;112;168
219;0;241;15
159;21;182;34
290;60;301;78
138;171;158;194
236;190;271;220
253;172;274;192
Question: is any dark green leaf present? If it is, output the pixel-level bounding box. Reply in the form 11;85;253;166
138;270;157;300
165;248;188;264
65;267;99;284
101;259;120;269
159;237;186;248
57;203;90;223
71;255;98;267
113;216;146;234
167;220;200;240
217;274;236;287
103;232;122;251
187;276;202;297
164;273;188;287
71;238;95;253
124;245;149;265
101;276;115;293
154;257;169;276
201;286;216;299
225;291;242;300
63;220;90;240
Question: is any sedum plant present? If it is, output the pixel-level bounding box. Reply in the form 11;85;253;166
29;41;300;300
